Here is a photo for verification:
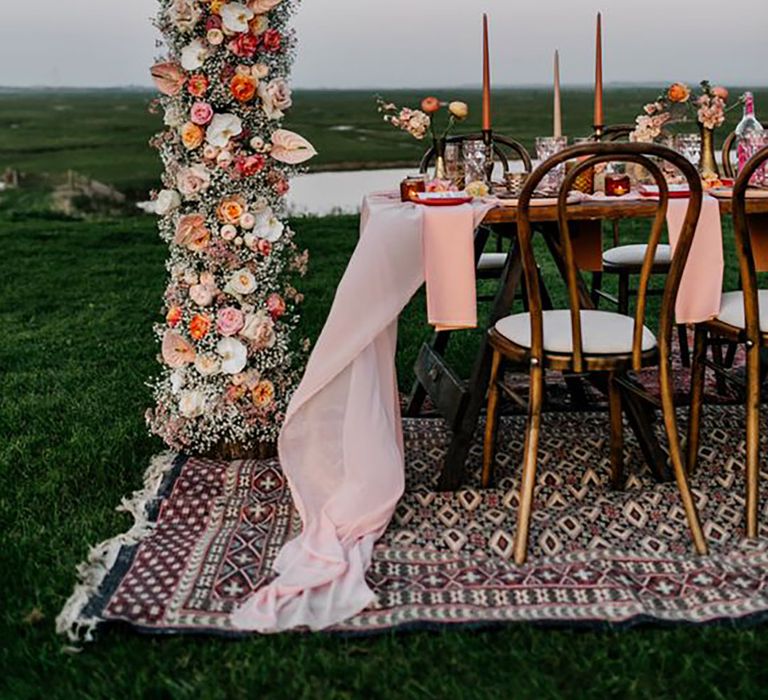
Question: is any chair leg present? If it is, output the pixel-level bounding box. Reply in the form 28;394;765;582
607;372;624;489
686;326;708;476
618;273;630;316
513;363;544;565
677;324;691;368
482;350;504;488
659;345;709;555
591;271;603;309
745;339;761;539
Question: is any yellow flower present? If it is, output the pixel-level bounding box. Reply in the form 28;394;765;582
448;101;469;120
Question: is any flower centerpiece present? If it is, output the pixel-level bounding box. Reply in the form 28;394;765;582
631;81;743;180
376;95;469;183
145;0;317;459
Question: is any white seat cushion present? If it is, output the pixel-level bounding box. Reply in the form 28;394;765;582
603;244;672;268
477;252;507;271
716;290;768;330
495;309;657;355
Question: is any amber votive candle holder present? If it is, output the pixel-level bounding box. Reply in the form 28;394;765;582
400;175;426;202
605;173;631;197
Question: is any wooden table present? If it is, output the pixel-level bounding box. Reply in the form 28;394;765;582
407;195;768;490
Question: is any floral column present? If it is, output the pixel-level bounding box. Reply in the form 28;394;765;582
146;0;316;458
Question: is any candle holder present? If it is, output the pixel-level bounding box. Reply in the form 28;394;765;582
400;174;426;202
605;173;631;197
482;129;495;184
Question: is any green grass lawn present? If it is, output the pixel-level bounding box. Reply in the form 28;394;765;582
2;188;768;699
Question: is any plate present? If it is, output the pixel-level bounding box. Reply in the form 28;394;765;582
709;187;768;199
638;184;691;199
413;193;473;206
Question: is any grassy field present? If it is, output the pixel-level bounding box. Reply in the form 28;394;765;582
3;87;768;198
2;178;767;699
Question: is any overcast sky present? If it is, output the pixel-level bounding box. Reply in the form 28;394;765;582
1;0;766;88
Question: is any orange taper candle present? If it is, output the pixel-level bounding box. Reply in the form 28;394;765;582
594;12;604;129
482;13;492;132
554;50;562;138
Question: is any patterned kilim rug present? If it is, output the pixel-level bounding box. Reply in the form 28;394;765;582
58;403;768;641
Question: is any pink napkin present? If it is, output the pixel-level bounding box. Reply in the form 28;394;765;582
230;195;493;632
666;195;724;324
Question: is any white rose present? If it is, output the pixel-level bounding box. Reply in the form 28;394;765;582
194;354;221;376
217;337;248;375
220;2;254;33
240;212;256;230
179;389;206;418
224;268;257;296
181;39;209;71
206;113;243;148
259;78;292;120
240;310;276;349
254;209;284;242
155;189;181;216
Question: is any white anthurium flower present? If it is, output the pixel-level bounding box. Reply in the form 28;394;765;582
224;268;257;296
180;38;210;71
206;113;243;148
195;354;222;377
254;209;284;242
220;2;254;33
170;369;186;394
154;189;181;216
179;389;207;418
217;337;248;375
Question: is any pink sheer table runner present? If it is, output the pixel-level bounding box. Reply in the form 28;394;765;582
231;194;495;632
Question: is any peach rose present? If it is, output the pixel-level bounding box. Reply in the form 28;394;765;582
667;82;691;104
251;379;275;408
174;213;211;251
217;195;246;224
188;314;211;341
181;122;205;150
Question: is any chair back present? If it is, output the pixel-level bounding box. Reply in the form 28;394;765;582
419;132;533;176
721;123;768;179
516;142;703;373
600;124;636;142
731;145;768;342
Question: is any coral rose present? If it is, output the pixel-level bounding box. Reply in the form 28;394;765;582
421;96;441;114
174;214;211;251
234;154;266;177
181;122;205;150
229;33;260;59
217;195;246;224
261;28;282;52
712;86;729;101
188;314;211;340
230;74;257;103
667;82;691;104
266;293;286;319
187;74;209;97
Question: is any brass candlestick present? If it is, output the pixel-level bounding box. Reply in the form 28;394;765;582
482;129;494;183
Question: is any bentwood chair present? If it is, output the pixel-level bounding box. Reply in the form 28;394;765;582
721;123;768;179
687;145;768;539
481;141;709;564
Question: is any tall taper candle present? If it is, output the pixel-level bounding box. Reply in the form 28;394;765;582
554;50;562;138
482;13;492;132
594;12;604;130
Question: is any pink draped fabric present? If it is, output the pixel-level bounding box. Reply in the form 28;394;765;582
231;194;495;631
667;195;724;324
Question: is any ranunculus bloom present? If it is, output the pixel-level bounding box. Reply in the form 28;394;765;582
206;113;243;148
225;268;257;295
667;82;691;104
189;314;211;340
179;390;206;418
151;62;186;96
448;101;469;119
190;102;214;125
230;74;257;103
220;224;237;241
174;214;211;251
240;310;276;349
216;307;246;336
187;74;210;97
252;379;275;408
166;305;183;327
421;96;441;114
181;38;210;71
217;337;248;375
266;293;286;319
234;154;266;177
155;189;181;215
240;212;256;229
228;32;260;59
162;331;196;368
270;129;317;164
181;122;205;150
217;195;246;224
220;2;254;33
176;164;211;197
261;28;282;52
207;28;224;45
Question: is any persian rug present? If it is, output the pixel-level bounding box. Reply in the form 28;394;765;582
58;402;768;642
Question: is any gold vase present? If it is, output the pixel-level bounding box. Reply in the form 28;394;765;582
433;138;447;180
699;125;719;180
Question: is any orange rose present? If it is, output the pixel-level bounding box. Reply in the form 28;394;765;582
252;379;275;408
667;82;691;104
189;314;211;341
217;195;246;224
166;306;183;327
421;96;441;114
230;74;257;103
181;121;205;150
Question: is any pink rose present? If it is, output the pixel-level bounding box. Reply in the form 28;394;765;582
190;101;214;125
176;164;211;197
217;307;246;336
266;293;286;319
189;282;216;306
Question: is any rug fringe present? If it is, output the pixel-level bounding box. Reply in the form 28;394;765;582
55;451;180;643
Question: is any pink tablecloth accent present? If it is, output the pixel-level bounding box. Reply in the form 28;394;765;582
231;194;494;632
667;195;724;324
